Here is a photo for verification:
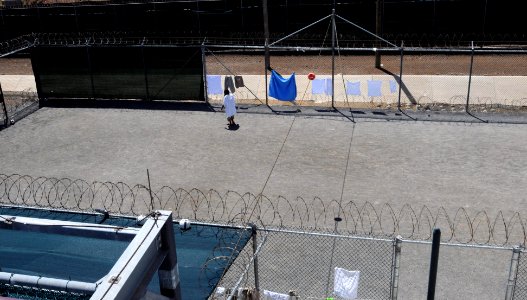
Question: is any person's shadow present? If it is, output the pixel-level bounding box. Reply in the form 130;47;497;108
226;124;240;131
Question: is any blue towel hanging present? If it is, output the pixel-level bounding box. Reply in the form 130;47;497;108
269;70;297;101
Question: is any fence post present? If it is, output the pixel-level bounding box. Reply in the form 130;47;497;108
397;41;404;110
465;41;474;112
331;8;336;109
85;40;95;100
505;246;522;300
262;0;270;105
141;38;150;101
250;224;260;299
201;43;209;104
390;235;402;300
427;228;441;300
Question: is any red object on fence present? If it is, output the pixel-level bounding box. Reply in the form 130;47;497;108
307;72;316;80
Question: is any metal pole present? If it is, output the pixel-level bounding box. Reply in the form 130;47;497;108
505;246;522;300
201;43;209;104
375;0;383;68
250;224;260;299
427;228;441;300
141;38;150;101
324;216;342;297
331;8;336;109
86;42;95;100
390;236;402;300
147;169;154;211
0;272;96;294
397;41;404;109
262;0;270;105
465;41;474;112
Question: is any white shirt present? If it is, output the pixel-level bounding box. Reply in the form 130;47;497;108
223;94;236;117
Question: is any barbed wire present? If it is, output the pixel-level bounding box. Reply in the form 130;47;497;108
0;34;35;57
1;174;525;246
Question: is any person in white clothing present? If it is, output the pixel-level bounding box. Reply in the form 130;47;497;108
222;89;237;127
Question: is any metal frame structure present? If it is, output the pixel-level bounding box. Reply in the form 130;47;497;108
0;210;182;300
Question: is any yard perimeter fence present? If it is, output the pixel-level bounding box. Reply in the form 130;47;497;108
204;44;527;121
217;230;527;300
215;228;397;300
4;174;527;299
1;173;526;247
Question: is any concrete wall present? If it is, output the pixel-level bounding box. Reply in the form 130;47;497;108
2;74;526;107
207;74;527;106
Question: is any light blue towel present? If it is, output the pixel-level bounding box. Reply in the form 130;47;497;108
325;78;333;96
206;75;223;95
312;79;326;95
346;81;361;96
389;79;398;93
367;80;382;97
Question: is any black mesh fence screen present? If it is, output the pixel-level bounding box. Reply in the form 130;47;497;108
2;0;526;46
31;46;204;101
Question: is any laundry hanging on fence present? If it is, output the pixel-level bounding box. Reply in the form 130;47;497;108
367;80;382;97
206;75;223;95
312;78;326;95
262;290;289;300
269;70;297;101
389;79;398;93
325;78;333;96
334;267;360;299
234;75;245;88
346;81;361;96
312;78;333;95
224;76;236;93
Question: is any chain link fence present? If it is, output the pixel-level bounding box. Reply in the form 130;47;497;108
204;45;527;123
216;232;527;300
3;173;527;299
213;228;397;300
511;248;527;299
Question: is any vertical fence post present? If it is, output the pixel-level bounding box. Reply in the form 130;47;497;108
375;0;383;68
390;235;402;300
250;224;260;299
505;246;522;300
331;8;336;109
465;41;474;112
85;40;95;100
262;0;270;105
141;37;150;101
201;43;209;104
427;228;441;300
397;41;404;110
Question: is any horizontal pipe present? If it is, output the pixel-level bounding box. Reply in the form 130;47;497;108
0;214;139;241
261;227;394;242
401;238;515;251
0;272;96;294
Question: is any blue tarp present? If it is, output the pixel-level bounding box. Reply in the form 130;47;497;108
269;70;297;101
0;206;251;300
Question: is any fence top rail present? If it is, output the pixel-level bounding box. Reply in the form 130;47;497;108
259;227;395;243
5;32;524;54
401;238;519;251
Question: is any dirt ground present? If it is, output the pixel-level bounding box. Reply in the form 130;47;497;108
1;54;526;76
